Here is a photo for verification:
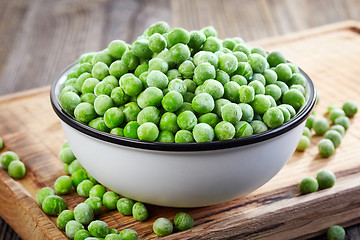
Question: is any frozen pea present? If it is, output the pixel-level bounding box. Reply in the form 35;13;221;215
88;220;109;238
251;95;271;115
166;69;182;81
174;212;194;231
235;121;253;138
74;103;97;124
193;62;216;85
183;79;197;93
60;91;81;116
92;62;109;80
231;75;247;86
148;58;168;73
136;105;160;126
202;26;217;37
313;117;330;135
188;31;206;49
177;111;197;130
89;184;107;200
251;46;267;57
75;73;92;92
267;95;276;108
108;40;127;59
318;139;335;158
119;229;138;240
120;73;143;96
89;116;109;132
239;103;254;122
324;130;342;148
157;131;175;143
248;53;267;73
79;52;96;64
77;179;94;197
299;176;318;194
216;70;230;85
138;122;159;141
85;197;103;215
193;123;215;142
37;187;55;206
214;98;231;117
139;71;149;87
167;28;190;47
290;84;305;96
109;228;119;234
289;73;307;88
221;103;242;125
109;60;128;79
42;195;67;216
132;202;148;222
74;229;91;240
66;220;84;239
327;225;345;240
144;21;170;37
160;112;179;134
94;95;113;116
87;173;98;185
223;82;241;103
123;102;141;122
81;78;100;94
316;170;336;189
184;92;195;102
250;120;268;134
94;81;113;97
305;114;315;129
233;51;248;63
275;81;289;96
234;62;253;80
248;80;265;95
280;104;296;118
74;202;94;225
104;107;124;129
282;89;305;111
137;87;163;109
193;51;219;68
71;169;89;188
214;121;235;140
57;210;75;230
265;84;282;101
239;85;255;103
334;116;350;130
68;160;84;175
202;36;222;52
178;60;195;78
233;43;251;56
263;107;284;128
329;108;345;123
132;38;152;59
149;33;167;53
121;50;139;70
219;53;238;74
267;51;286;67
124;121;140;139
147;70;168;90
287;63;300;73
296;135;310;151
168;79;187;95
302;127;312;139
330;125;345;136
198;113;219;128
275;63;292;82
175;130;194;143
192;93;214;114
54;175;72;195
153;218;173;237
203;79;224;99
278;106;291;122
105;234;122;240
342;100;358;117
59;148;76;164
79;92;96;105
135;64;149;79
194;85;205;95
117;198;134;216
169;43;190;64
222;38;236;50
1;151;19;170
162;91;184;112
263;69;278;85
92;50;113;66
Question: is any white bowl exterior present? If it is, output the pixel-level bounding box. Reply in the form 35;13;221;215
61;120;305;207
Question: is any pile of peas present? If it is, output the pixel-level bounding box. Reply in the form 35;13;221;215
60;22;308;143
38;142;195;239
0;138;26;179
297;100;358;158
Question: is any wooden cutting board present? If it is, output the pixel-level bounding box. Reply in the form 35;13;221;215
1;21;360;240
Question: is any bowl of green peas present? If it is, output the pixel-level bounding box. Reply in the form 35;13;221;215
51;21;316;207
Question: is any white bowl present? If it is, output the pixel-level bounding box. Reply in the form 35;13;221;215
51;64;316;207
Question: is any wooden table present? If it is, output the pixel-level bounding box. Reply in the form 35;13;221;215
1;0;360;239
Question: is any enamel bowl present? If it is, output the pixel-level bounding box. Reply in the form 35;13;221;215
51;64;316;207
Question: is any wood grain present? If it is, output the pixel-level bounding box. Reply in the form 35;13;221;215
0;21;360;239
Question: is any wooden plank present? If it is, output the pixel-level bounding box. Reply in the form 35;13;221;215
1;21;360;239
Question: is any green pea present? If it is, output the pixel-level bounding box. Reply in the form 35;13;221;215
104;107;124;129
193;123;214;142
275;81;289;96
174;212;194;231
74;103;97;124
85;197;103;215
88;220;109;238
132;202;148;222
203;79;224;100
265;84;282;101
7;160;26;179
119;73;143;97
289;73;307;88
302;127;312;139
166;69;182;81
148;33;167;53
313;117;330;135
267;51;286;67
161;91;183;112
117;198;134;216
327;225;345;240
167;28;190;47
274;63;292;82
218;53;238;74
183;79;197;93
342;100;358;117
157;131;175;143
248;80;265;95
81;78;100;94
299;176;318;194
71;169;89;188
194;62;216;85
137;122;159;141
137;106;160;125
239;103;254;122
60;91;81;116
282;89;305;111
316;170;336;189
65;220;84;239
57;210;75;230
296;135;310;151
334;116;350;130
144;21;170;37
305;114;315;129
102;191;120;210
94;95;113;116
222;38;236;50
54;175;73;195
42;195;67;216
263;69;278;85
37;187;56;206
75;73;92;92
119;229;138;240
178;60;195;78
193;51;219;68
153;217;173;237
148;58;168;73
250;120;268;134
92;50;113;66
175;130;194;143
177;111;197;130
198;113;219;128
239;85;255;103
74;202;94;225
279;104;296;118
318;139;335;158
94;81;113;97
108;40;127;59
121;50;139;71
77;179;94;197
330;125;345;136
79;52;96;64
214;121;235;140
232;51;248;63
184;92;195;102
89;184;107;200
146;70;169;90
132;39;152;59
74;229;91;240
235;121;253;138
92;62;109;80
263;107;284;129
213;98;231;117
124;121;140;139
248;53;267;73
87;173;98;185
188;31;206;49
105;234;122;240
221;103;242;125
251;95;271;115
223;81;241;103
324;130;342;148
1;151;19;170
169;43;190;64
233;43;251;56
251;46;267;57
109;60;128;79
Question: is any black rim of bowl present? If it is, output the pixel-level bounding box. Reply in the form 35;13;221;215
50;63;316;152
